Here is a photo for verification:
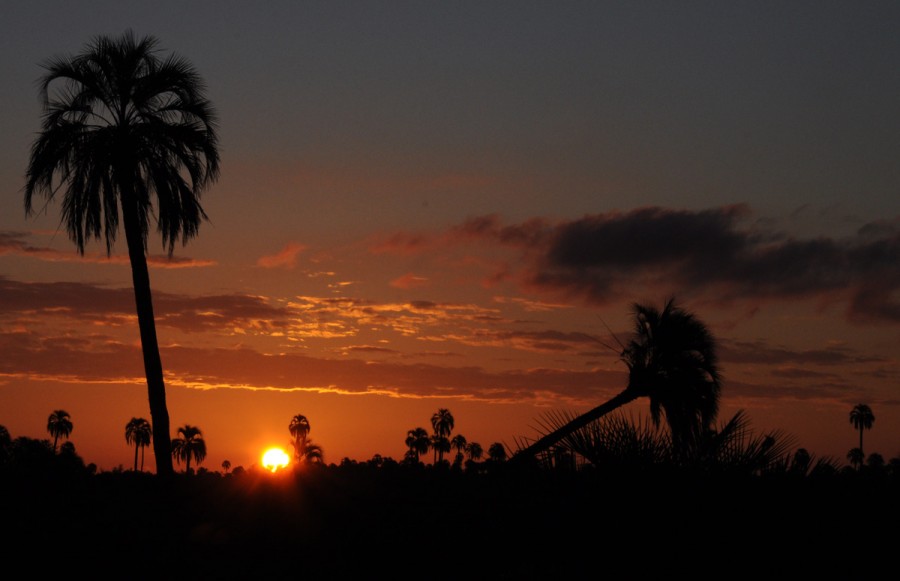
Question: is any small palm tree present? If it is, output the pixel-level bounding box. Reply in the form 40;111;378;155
465;441;483;462
296;440;324;466
487;442;508;463
405;427;430;463
289;414;311;463
849;404;875;458
431;408;454;464
171;424;206;474
451;434;468;466
47;410;73;452
24;32;220;477
125;417;152;471
847;447;865;471
221;460;231;474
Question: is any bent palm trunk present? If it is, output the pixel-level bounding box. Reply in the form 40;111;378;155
511;390;638;463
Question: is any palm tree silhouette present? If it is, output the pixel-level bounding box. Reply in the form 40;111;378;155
465;441;483;462
296;440;324;465
171;424;206;474
849;404;875;458
289;414;311;463
487;442;508;463
512;298;721;464
24;31;220;477
451;434;468;466
47;410;73;452
125;417;153;471
405;427;430;463
847;447;865;471
221;460;231;474
431;408;454;464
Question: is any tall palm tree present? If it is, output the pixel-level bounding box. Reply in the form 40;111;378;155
125;417;153;472
512;298;721;464
431;408;454;464
24;31;220;477
171;424;206;474
47;410;73;452
405;427;430;463
289;414;311;463
849;404;875;458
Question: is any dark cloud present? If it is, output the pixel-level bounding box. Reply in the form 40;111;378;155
454;206;900;324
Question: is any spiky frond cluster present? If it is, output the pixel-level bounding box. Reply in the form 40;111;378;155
24;30;219;256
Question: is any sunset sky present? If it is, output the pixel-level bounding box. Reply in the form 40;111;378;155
1;2;898;473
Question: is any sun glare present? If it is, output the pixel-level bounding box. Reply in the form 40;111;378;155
261;447;290;473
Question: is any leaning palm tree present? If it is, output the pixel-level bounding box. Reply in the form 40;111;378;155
125;417;153;471
849;404;875;458
171;424;206;474
288;414;311;463
512;298;721;464
431;408;454;464
24;31;220;477
47;410;73;452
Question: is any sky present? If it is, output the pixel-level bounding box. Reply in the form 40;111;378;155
1;1;898;473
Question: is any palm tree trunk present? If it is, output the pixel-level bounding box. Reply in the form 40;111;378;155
133;443;139;472
510;390;639;464
122;193;174;477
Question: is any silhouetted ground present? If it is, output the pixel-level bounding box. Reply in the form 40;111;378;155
2;462;897;578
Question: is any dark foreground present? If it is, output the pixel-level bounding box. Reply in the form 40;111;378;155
3;462;897;579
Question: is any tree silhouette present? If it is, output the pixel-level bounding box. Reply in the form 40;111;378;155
512;298;721;464
465;441;483;462
430;408;454;464
405;427;430;464
125;417;152;471
24;31;220;477
849;404;875;458
487;442;508;463
451;434;468;467
847;447;864;471
221;460;231;474
289;414;311;464
296;440;324;466
47;410;73;452
171;425;206;474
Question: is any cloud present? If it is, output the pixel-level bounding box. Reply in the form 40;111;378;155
0;231;215;268
371;207;900;324
256;243;307;269
390;273;429;289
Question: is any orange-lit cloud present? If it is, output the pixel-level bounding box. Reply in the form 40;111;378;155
0;231;215;268
390;273;429;289
256;242;307;269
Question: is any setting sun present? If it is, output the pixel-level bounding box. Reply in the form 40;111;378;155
261;447;290;473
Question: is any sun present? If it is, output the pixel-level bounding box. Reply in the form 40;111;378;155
261;447;291;473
